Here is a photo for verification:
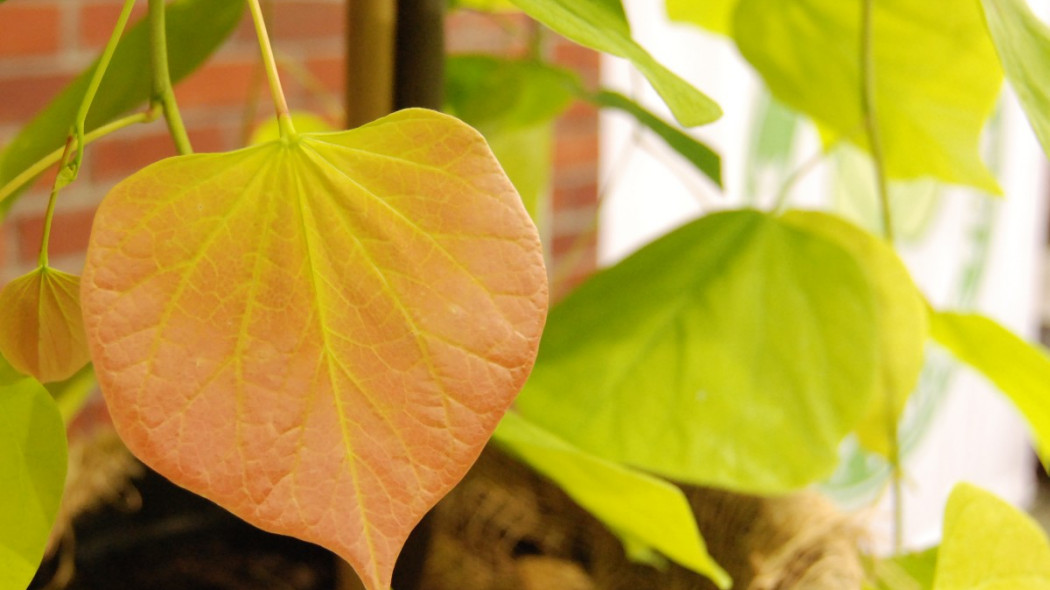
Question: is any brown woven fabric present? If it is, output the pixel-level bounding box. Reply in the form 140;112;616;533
421;447;863;590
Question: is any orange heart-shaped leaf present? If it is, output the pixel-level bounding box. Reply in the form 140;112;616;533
80;109;548;590
0;266;89;382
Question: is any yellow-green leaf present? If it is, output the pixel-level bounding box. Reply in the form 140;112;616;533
733;0;1003;193
0;375;67;590
665;0;736;36
507;0;722;127
934;483;1050;590
980;0;1050;160
493;411;731;588
80;109;549;590
930;311;1050;465
516;209;878;493
782;211;927;456
0;266;90;383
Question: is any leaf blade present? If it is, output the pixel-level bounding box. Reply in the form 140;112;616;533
81;109;549;590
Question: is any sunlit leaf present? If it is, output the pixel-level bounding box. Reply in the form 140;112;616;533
733;0;1003;193
0;376;67;590
0;0;244;214
507;0;722;127
665;0;737;36
80;109;549;590
980;0;1050;160
450;0;518;11
587;89;721;186
930;311;1050;465
0;266;90;383
493;411;731;588
516;209;878;493
933;483;1050;590
866;548;938;590
782;211;926;457
250;111;336;145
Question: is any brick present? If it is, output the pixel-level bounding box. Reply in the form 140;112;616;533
552;183;598;210
0;219;10;273
0;73;72;123
88;125;227;181
17;207;97;263
305;56;346;95
78;2;148;50
174;60;256;108
272;1;344;40
554;133;599;168
0;3;61;56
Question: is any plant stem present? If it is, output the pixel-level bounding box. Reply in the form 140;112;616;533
247;0;296;138
860;0;893;244
149;0;193;154
0;108;159;206
38;136;76;268
70;0;137;178
860;0;903;553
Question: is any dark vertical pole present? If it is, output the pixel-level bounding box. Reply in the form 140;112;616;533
346;0;397;128
394;0;445;111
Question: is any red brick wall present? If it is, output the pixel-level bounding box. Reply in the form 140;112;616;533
0;1;598;298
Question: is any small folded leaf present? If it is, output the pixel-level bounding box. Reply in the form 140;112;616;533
0;376;68;590
733;0;1003;193
82;109;548;590
0;266;90;383
930;311;1050;465
980;0;1050;160
587;89;721;186
866;547;938;590
0;0;244;214
516;209;878;493
933;483;1050;590
781;211;927;457
250;112;335;145
507;0;722;127
493;411;731;588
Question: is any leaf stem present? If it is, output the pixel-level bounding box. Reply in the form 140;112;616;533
0;108;159;206
860;0;893;243
69;0;137;180
38;136;76;268
149;0;193;154
247;0;296;138
860;0;903;553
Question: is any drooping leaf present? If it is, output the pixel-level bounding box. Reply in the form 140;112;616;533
250;112;336;145
587;89;721;186
930;311;1050;465
665;0;737;36
0;0;244;214
866;547;938;590
46;364;98;425
781;211;927;456
980;0;1050;160
493;411;731;588
933;483;1050;590
80;109;549;590
507;0;722;127
0;266;90;383
733;0;1003;193
0;376;67;590
516;209;878;493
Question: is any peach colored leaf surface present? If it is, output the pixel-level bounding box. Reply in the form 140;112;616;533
0;266;90;383
80;109;548;590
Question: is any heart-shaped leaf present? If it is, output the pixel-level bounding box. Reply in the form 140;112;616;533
731;0;1003;193
516;209;878;493
934;483;1050;590
81;109;549;590
0;373;67;590
782;211;927;457
0;266;90;383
